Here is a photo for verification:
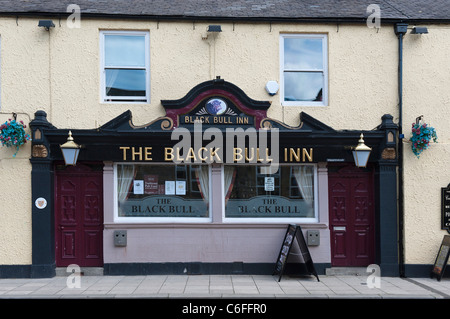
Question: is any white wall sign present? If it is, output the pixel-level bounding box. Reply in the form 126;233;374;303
35;197;47;209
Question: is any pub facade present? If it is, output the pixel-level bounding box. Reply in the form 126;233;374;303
0;1;448;278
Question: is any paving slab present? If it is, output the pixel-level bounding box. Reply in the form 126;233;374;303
0;275;448;299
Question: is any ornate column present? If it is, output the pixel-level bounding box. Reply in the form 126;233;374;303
29;111;56;278
376;114;400;276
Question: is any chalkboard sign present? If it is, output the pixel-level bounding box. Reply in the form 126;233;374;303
442;184;450;232
431;235;450;281
273;224;319;282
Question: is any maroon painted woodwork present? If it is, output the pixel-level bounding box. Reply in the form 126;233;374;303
328;166;375;267
55;164;103;267
164;89;268;129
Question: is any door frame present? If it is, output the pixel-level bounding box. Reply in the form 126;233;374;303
328;164;375;267
54;162;104;267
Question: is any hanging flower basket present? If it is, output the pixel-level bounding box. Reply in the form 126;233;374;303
409;119;437;158
0;118;31;157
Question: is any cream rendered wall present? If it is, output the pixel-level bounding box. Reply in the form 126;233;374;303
0;16;446;268
43;19;399;130
402;26;450;265
0;17;49;264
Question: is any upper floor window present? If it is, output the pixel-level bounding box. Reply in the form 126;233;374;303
100;31;150;103
280;34;328;106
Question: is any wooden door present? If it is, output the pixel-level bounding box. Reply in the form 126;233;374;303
328;166;375;267
55;164;103;267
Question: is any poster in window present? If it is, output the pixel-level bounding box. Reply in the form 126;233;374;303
133;180;144;194
265;177;275;191
176;181;186;195
144;175;158;194
165;181;175;195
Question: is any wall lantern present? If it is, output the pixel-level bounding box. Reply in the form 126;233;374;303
60;131;81;166
38;20;55;31
352;134;372;167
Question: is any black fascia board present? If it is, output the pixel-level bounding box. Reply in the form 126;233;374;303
2;11;441;25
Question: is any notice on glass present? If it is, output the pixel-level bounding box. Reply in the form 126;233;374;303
265;177;275;191
134;180;144;194
176;181;186;195
144;175;159;194
165;181;175;195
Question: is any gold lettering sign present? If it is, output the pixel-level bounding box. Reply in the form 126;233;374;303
283;148;314;162
120;146;152;161
164;147;222;162
119;146;314;163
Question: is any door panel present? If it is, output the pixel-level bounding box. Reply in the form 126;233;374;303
333;230;348;261
329;166;374;267
55;165;103;267
62;231;76;259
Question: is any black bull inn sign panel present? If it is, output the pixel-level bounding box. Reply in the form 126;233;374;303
35;78;396;166
117;144;314;164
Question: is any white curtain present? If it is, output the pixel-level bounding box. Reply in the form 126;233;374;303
196;166;210;202
105;69;120;96
293;166;314;202
224;166;236;202
117;164;135;207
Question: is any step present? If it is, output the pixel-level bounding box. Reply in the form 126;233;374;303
55;267;104;276
325;267;368;276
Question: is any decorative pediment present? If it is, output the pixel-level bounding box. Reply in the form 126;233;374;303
100;78;272;131
162;78;271;129
99;110;174;131
99;79;338;134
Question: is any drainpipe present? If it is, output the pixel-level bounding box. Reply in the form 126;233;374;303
394;23;408;278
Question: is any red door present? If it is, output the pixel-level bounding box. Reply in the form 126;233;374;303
328;165;375;267
55;164;103;267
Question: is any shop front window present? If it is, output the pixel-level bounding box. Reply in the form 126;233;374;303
116;164;210;221
224;165;317;222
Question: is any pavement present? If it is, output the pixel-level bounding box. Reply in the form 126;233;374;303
0;273;450;300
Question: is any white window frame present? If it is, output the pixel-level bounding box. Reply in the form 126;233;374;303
100;30;150;104
113;163;212;223
222;164;319;224
280;34;328;107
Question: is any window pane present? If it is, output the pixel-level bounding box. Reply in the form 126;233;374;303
105;34;146;67
284;72;323;102
105;69;146;97
284;37;323;70
117;164;209;218
225;165;315;218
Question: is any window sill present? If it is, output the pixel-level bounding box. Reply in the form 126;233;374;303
104;222;329;229
282;102;328;107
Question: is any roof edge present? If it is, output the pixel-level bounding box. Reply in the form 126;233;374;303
1;11;449;25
